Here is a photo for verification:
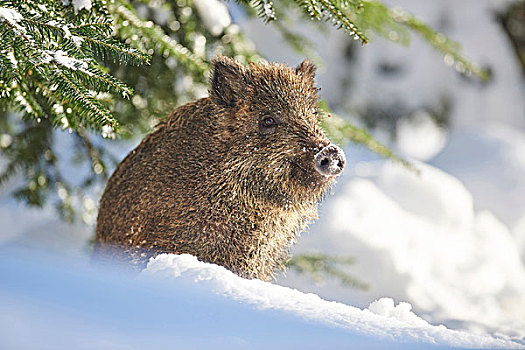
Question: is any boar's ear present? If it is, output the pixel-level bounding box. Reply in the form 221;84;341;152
295;59;316;84
210;56;246;107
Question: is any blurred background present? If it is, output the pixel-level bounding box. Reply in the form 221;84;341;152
1;0;524;345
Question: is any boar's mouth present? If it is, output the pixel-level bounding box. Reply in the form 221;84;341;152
290;144;345;188
290;158;334;185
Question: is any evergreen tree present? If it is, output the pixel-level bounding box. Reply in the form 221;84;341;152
0;0;487;223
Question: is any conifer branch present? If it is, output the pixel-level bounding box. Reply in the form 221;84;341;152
249;0;277;21
111;1;208;72
76;35;150;66
51;67;118;128
391;7;489;80
316;0;368;43
0;0;486;222
14;83;44;116
347;1;489;80
0;1;149;135
289;0;368;43
302;0;323;19
319;103;418;173
287;253;369;290
0;52;18;83
75;127;108;179
0;160;20;186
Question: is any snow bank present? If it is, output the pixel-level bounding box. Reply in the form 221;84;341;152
240;7;525;340
396;110;447;161
281;159;525;341
432;123;525;228
144;253;522;349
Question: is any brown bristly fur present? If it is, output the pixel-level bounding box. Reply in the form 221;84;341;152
94;56;341;280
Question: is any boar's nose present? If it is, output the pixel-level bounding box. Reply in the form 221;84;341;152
314;144;346;177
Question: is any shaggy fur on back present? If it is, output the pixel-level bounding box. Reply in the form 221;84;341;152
94;56;340;280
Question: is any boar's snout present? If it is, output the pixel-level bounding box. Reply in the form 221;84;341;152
314;144;346;177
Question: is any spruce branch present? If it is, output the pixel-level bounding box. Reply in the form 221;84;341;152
75;127;109;179
346;0;489;80
0;0;149;135
315;0;368;43
77;35;150;66
0;51;19;83
51;67;118;128
0;160;20;186
239;0;486;79
0;0;486;222
111;1;208;73
71;22;112;35
390;6;489;80
286;253;369;290
13;84;45;116
319;101;418;173
250;0;277;21
288;0;368;43
68;62;134;97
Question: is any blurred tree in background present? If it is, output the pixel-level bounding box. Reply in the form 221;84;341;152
499;0;525;75
1;0;506;289
0;0;496;223
0;0;489;223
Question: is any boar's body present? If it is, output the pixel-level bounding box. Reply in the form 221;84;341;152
94;57;345;280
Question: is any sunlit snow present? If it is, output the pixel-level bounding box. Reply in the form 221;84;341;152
144;253;523;349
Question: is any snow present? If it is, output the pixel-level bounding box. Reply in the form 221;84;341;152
72;0;92;12
72;0;92;13
0;251;477;350
277;154;525;340
0;0;524;347
0;7;25;33
53;50;88;70
396;111;447;161
514;216;525;263
239;0;525;342
41;50;92;75
263;0;275;19
367;298;428;327
432;123;525;228
143;253;522;349
6;50;18;68
62;0;92;13
101;124;115;139
71;35;84;46
58;22;83;46
296;160;525;337
0;7;22;23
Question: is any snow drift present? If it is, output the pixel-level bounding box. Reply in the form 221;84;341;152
281;157;525;341
143;253;522;349
3;249;523;349
240;0;525;338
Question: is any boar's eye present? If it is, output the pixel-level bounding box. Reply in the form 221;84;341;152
263;117;276;127
259;116;278;135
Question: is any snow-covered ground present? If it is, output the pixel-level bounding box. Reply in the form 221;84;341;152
239;0;525;343
278;154;525;341
1;249;523;349
144;253;523;348
1;0;524;348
